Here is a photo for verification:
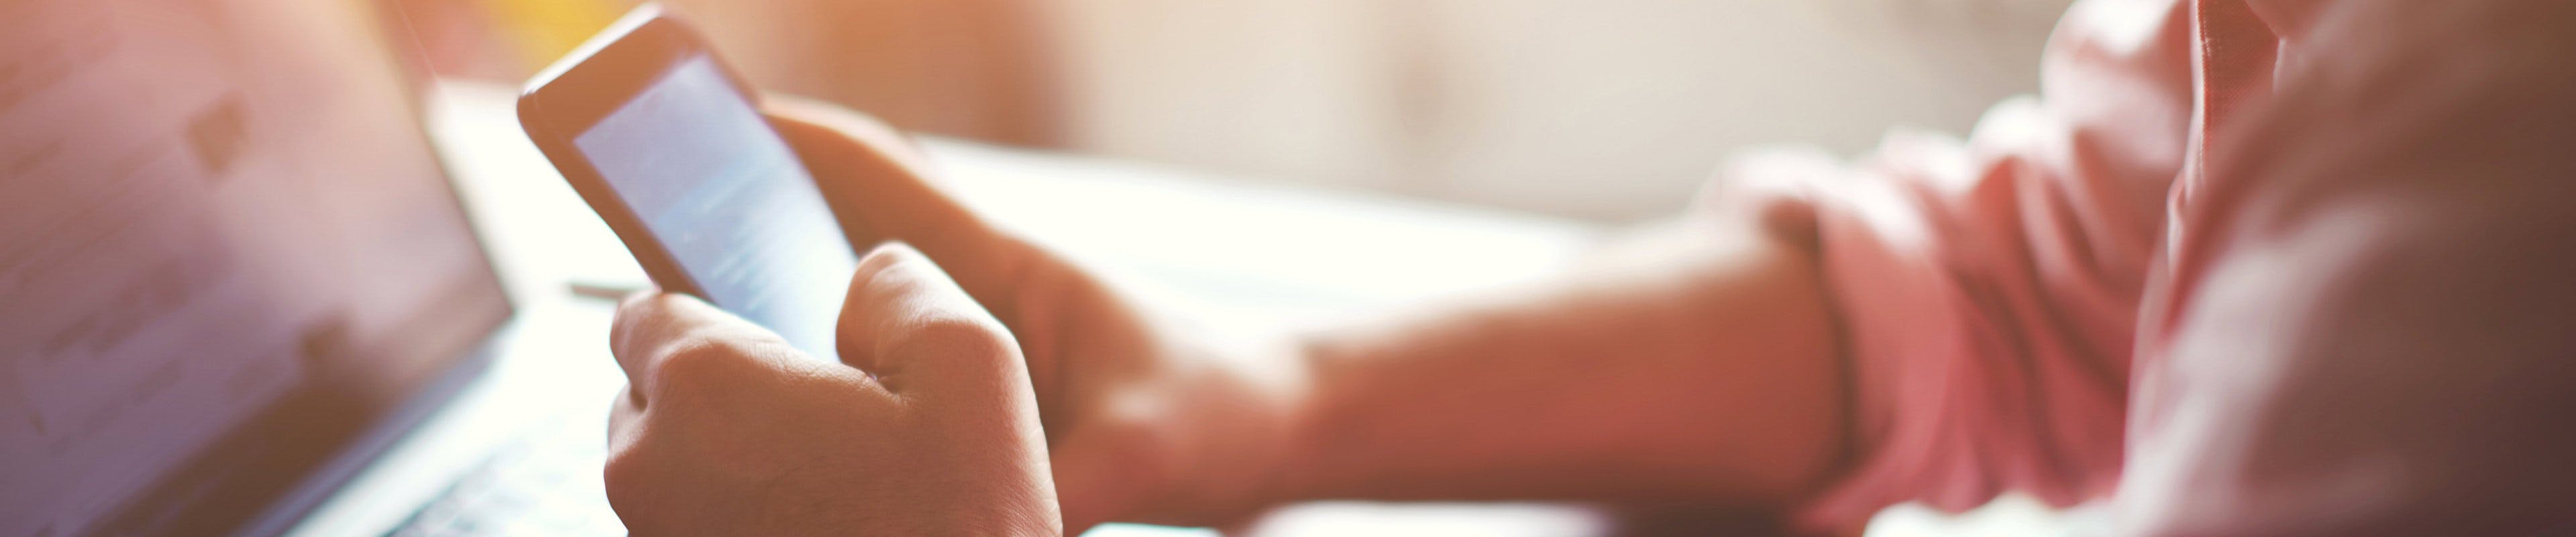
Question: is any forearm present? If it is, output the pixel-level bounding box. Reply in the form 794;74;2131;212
1265;218;1849;507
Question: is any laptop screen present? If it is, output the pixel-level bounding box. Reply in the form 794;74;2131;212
0;0;511;534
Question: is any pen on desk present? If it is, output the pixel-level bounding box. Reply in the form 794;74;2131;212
569;281;645;302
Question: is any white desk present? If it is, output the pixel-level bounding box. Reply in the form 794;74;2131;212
432;83;1599;328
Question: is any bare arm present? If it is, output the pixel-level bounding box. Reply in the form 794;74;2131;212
1269;213;1848;507
765;102;1849;530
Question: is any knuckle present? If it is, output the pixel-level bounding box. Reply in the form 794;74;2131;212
852;246;934;299
888;315;1019;364
649;337;751;397
856;242;922;273
608;297;660;352
600;449;651;507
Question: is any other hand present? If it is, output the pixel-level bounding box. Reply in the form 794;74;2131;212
766;101;1307;530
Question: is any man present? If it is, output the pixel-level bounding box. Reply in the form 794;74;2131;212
596;0;2576;534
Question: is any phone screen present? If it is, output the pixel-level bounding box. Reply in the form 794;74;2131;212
569;53;854;360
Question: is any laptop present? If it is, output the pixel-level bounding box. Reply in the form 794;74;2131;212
3;0;623;534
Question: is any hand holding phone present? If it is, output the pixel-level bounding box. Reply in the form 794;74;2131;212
522;7;1308;533
519;5;854;360
517;11;1070;537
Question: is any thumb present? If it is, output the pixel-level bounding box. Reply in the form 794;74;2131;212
765;101;1039;317
836;241;1032;403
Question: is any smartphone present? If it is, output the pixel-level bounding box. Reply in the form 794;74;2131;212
519;4;853;360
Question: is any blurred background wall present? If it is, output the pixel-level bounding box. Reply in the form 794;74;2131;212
401;0;2074;221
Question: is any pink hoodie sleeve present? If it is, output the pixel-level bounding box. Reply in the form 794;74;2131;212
1752;0;2576;532
1716;0;2200;526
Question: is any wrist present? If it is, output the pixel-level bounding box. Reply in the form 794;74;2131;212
1130;334;1316;526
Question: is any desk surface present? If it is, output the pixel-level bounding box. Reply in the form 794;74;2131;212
431;83;1600;324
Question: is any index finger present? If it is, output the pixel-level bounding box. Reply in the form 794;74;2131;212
607;291;778;404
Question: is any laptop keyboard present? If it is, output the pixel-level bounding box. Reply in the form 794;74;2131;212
388;419;627;536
